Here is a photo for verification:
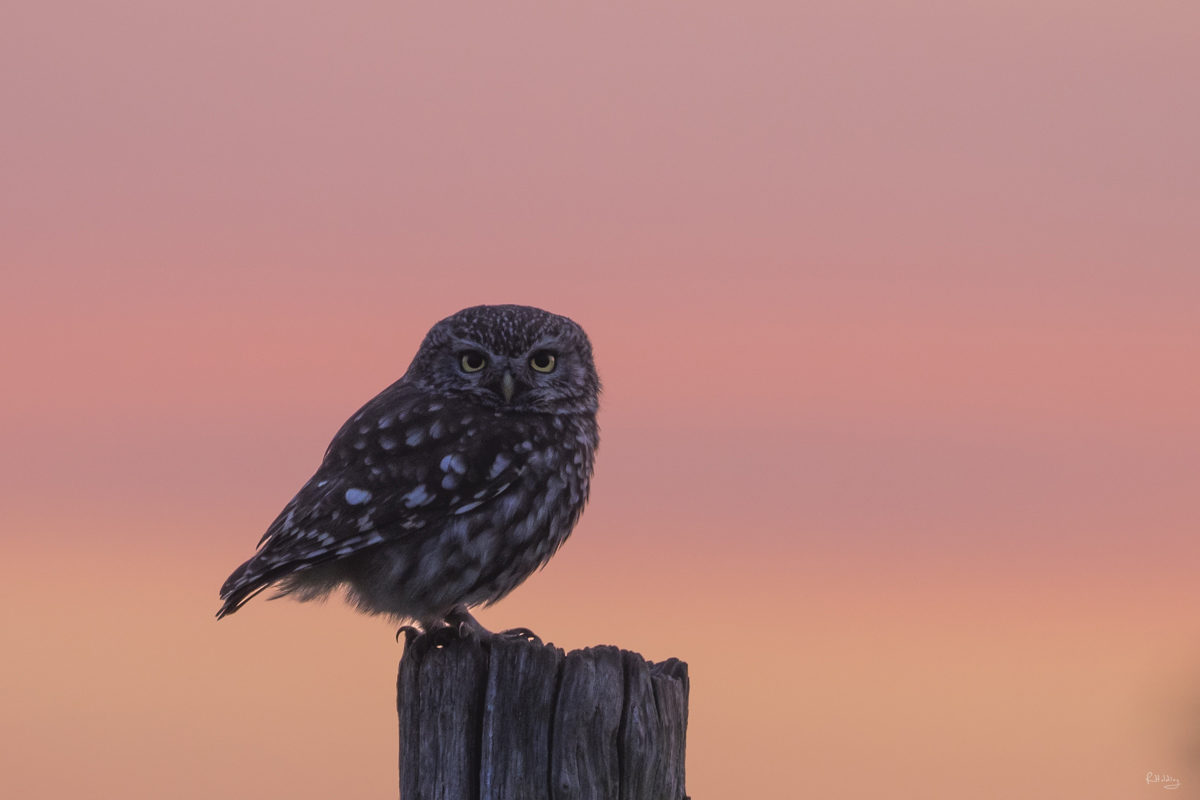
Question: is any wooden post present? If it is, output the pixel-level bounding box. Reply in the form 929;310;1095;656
397;631;689;800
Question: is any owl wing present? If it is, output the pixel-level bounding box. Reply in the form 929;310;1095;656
217;390;535;617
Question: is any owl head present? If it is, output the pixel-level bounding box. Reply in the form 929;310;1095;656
405;305;600;414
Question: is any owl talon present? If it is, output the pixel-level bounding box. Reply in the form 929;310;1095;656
498;627;542;645
429;625;463;648
441;606;541;645
444;605;489;638
396;625;421;644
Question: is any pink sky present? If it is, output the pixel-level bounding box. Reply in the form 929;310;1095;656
1;1;1198;797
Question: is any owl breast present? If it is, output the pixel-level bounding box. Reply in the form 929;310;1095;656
332;411;597;622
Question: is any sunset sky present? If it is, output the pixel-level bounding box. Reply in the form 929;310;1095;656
1;1;1198;798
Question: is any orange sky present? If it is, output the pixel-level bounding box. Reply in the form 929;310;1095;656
2;1;1198;798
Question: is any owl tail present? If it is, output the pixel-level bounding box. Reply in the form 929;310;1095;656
215;558;272;619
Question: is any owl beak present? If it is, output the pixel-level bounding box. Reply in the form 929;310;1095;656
501;370;516;403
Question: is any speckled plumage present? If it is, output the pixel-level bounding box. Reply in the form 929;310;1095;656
217;305;599;626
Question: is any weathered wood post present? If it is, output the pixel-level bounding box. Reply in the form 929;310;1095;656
398;630;689;800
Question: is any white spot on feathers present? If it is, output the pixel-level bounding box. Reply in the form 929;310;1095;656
440;454;467;474
345;488;372;505
489;453;512;479
402;485;432;508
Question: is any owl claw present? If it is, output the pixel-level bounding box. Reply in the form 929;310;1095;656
397;611;543;648
441;606;542;645
444;606;489;638
498;627;542;645
429;624;464;648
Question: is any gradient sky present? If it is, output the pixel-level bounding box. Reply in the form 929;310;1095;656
1;1;1198;798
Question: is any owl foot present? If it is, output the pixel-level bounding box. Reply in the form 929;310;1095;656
443;606;543;646
396;620;453;645
496;627;542;644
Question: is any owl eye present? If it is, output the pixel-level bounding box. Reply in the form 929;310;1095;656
529;351;556;373
460;351;487;373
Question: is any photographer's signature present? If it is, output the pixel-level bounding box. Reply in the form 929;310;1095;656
1147;772;1181;790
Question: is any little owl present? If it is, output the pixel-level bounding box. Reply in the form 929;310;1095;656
217;305;599;638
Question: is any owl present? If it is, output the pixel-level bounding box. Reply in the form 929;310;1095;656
217;305;600;636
